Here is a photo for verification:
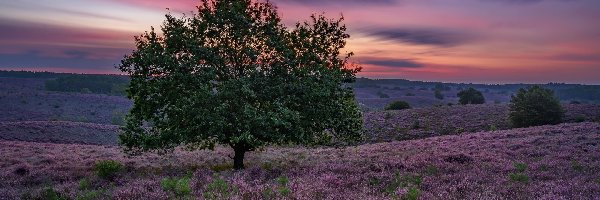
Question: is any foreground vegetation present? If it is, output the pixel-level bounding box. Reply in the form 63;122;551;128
1;123;598;199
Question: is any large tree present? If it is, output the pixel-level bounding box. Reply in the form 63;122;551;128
118;0;363;169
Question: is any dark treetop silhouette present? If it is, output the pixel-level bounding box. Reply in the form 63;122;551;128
118;0;363;169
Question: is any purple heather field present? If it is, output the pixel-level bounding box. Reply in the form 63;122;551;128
1;76;600;199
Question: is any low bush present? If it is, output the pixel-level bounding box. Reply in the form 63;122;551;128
509;86;563;128
457;88;485;105
94;160;123;180
161;177;192;197
509;172;529;183
204;175;237;200
385;101;411;110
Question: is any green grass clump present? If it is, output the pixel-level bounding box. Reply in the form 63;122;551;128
571;160;585;172
76;190;105;200
78;178;92;190
94;160;123;180
384;172;422;196
204;175;237;200
39;187;67;200
161;177;192;197
514;162;528;173
403;187;421;200
509;172;529;183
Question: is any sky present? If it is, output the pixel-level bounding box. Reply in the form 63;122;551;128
1;0;599;84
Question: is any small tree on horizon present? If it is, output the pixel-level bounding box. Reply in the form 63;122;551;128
509;86;563;128
385;100;411;110
118;0;363;169
434;89;444;100
457;87;485;105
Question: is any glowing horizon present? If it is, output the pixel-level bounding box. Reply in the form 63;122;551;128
1;0;599;84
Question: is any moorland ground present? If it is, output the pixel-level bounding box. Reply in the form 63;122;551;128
1;76;599;199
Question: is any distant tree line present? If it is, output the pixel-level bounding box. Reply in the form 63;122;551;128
0;70;71;78
45;75;129;96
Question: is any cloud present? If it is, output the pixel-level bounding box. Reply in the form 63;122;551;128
365;27;475;46
273;0;398;6
361;58;423;68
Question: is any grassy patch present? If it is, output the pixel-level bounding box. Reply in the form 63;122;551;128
161;176;192;197
384;172;422;197
94;160;123;180
514;162;528;173
509;172;529;183
204;175;237;200
571;160;585;172
403;187;421;200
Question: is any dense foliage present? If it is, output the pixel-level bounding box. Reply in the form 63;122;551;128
385;101;411;110
457;87;485;105
45;75;129;96
509;86;564;128
118;0;362;169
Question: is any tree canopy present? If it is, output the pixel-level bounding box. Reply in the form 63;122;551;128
509;86;563;128
457;87;485;105
118;0;363;169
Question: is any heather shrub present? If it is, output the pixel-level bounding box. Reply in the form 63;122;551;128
457;87;485;105
94;160;123;180
385;101;411;110
161;177;192;197
509;86;563;128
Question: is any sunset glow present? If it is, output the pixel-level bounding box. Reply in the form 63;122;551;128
1;0;599;83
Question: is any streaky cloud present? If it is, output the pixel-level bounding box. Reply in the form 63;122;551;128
273;0;398;6
365;27;475;47
361;58;423;68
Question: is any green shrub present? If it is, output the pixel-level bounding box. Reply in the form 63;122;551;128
384;172;422;195
509;172;529;183
385;101;411;110
204;176;236;200
575;115;586;123
403;187;421;200
514;162;527;173
78;178;92;190
39;187;67;200
161;177;192;196
378;91;390;98
457;88;485;105
509;86;563;128
77;190;105;200
94;160;123;180
489;124;498;132
572;160;585;172
276;175;291;197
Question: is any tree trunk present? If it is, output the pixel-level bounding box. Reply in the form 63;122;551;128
233;146;246;170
